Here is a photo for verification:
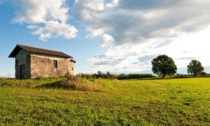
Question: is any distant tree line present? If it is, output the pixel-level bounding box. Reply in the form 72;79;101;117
151;54;205;78
76;54;207;80
76;71;117;80
76;72;154;80
117;74;154;80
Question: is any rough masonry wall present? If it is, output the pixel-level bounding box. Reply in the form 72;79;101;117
30;55;74;78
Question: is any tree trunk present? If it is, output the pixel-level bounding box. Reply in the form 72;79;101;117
194;73;197;77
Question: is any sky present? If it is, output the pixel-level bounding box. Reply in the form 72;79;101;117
0;0;210;77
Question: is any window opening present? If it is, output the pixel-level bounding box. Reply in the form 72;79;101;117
53;60;58;68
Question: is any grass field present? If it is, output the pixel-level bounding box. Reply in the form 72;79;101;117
0;78;210;125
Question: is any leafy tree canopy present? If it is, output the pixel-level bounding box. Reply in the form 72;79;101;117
151;55;177;78
187;60;204;77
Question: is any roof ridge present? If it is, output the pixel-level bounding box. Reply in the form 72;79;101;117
9;44;73;59
17;44;64;54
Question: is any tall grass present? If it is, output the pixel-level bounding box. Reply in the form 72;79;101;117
0;77;63;88
0;76;114;92
0;78;210;125
57;77;104;91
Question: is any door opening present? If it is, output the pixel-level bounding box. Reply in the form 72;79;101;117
20;65;24;79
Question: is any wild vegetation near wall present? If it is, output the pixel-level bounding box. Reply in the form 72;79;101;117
0;77;210;125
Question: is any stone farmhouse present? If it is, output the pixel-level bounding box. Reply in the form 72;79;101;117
9;44;76;79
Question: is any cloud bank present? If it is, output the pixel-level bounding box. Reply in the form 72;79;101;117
8;0;210;73
74;0;210;44
13;0;77;41
73;0;210;73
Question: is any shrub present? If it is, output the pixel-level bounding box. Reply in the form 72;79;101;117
76;72;117;80
117;74;129;80
60;76;102;91
174;74;192;78
201;72;207;76
117;74;154;80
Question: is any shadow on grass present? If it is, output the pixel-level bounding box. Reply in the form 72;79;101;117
35;79;102;92
35;81;75;90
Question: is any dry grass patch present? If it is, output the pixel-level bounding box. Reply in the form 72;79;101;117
60;77;102;92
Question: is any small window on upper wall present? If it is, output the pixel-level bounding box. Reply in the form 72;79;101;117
53;60;58;68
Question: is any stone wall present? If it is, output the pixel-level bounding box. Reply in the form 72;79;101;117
30;55;74;78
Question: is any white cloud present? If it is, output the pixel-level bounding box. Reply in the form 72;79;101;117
75;0;105;11
74;0;210;73
27;25;38;29
165;26;210;68
13;0;77;41
13;0;69;23
105;0;118;8
101;34;114;47
32;20;77;41
89;42;158;73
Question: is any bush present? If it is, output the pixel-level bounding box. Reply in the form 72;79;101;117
117;74;154;80
117;74;129;80
201;72;207;76
76;72;117;80
60;78;101;92
76;73;95;80
174;74;192;78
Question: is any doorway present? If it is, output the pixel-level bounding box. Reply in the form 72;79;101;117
20;65;24;79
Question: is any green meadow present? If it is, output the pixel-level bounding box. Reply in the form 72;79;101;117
0;78;210;125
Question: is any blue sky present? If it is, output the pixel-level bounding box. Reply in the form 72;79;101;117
1;0;210;77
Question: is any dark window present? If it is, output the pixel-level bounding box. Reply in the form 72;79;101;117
53;60;58;68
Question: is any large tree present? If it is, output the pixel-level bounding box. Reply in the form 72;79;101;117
151;55;177;78
187;60;204;77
